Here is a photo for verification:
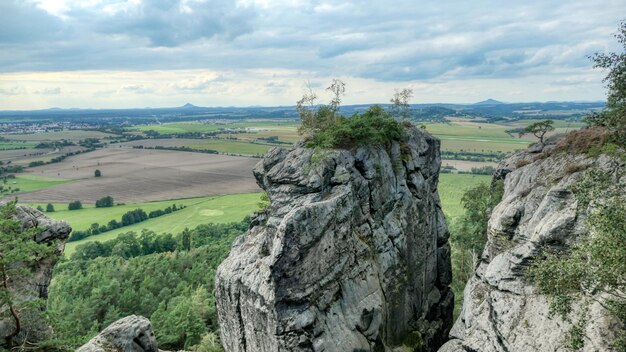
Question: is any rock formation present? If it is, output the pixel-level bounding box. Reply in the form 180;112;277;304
215;127;453;352
77;315;159;352
0;204;71;346
439;136;625;352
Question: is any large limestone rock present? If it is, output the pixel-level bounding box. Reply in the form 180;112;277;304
0;204;71;346
439;136;625;352
215;127;453;352
77;315;159;352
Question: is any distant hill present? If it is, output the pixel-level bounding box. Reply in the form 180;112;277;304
474;99;504;105
180;103;201;109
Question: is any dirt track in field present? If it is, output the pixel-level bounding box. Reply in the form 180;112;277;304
13;147;261;203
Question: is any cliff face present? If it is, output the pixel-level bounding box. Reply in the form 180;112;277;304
439;137;625;352
215;127;453;352
0;205;71;346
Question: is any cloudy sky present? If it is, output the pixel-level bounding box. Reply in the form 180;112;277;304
1;0;624;109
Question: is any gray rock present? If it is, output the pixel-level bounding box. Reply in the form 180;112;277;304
439;137;625;352
215;127;453;352
76;315;159;352
0;204;71;347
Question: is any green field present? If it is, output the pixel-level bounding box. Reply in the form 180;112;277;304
51;193;262;256
3;174;71;195
438;173;492;219
0;141;37;150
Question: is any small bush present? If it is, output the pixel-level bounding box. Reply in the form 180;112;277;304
516;159;532;168
306;105;404;149
68;200;82;211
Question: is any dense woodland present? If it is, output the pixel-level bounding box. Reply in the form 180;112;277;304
46;220;250;351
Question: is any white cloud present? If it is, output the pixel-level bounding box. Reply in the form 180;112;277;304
0;0;622;108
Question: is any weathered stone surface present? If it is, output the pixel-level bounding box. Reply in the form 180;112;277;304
215;127;453;352
439;136;625;352
0;204;71;346
77;315;159;352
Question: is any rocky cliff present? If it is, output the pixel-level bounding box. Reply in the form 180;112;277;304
0;204;71;346
439;136;625;352
215;127;453;352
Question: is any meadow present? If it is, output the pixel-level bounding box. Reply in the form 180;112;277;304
1;174;72;198
0;141;37;150
55;192;263;256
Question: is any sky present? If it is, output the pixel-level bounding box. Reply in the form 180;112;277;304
0;0;625;109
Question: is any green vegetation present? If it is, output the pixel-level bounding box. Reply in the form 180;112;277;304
46;203;55;212
587;21;626;143
297;80;404;149
529;168;625;350
448;180;504;318
0;141;37;150
69;204;186;242
438;174;492;219
0;202;56;349
54;193;262;256
95;196;113;208
68;201;82;211
48;221;248;350
519;120;555;144
305;105;404;149
1;174;70;195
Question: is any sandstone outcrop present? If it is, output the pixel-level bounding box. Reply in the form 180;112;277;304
0;204;71;346
439;136;625;352
215;127;453;351
77;315;160;352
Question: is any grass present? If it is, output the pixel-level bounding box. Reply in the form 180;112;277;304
46;193;262;256
0;141;37;150
4;174;71;194
438;173;492;219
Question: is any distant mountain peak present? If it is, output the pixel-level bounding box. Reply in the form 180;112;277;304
474;99;504;105
181;103;199;109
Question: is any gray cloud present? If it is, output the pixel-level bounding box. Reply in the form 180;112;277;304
0;0;624;85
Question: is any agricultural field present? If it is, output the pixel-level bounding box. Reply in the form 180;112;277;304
0;141;37;150
2;174;72;195
438;173;491;219
10;147;260;204
1;130;113;142
0;145;87;166
51;193;263;256
131;120;299;135
187;139;275;156
48;172;487;257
